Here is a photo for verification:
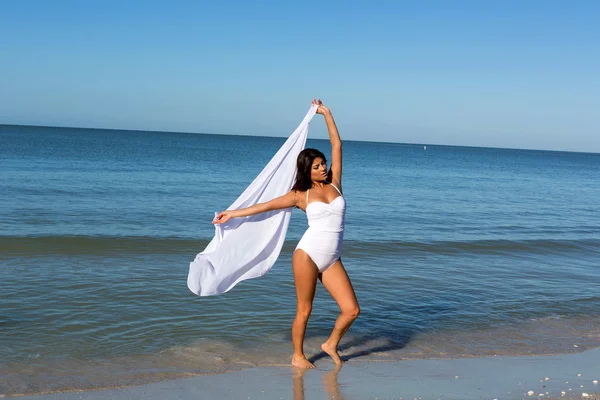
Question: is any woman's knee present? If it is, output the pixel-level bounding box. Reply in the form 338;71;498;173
343;304;360;320
296;305;313;320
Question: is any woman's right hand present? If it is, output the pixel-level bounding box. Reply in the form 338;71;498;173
213;211;233;224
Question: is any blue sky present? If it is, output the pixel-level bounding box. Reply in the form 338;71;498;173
1;1;599;152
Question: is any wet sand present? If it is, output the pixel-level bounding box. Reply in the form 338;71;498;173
10;348;600;400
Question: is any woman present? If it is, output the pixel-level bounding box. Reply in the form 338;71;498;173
213;99;359;369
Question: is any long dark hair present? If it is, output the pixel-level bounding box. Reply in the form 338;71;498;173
291;148;327;192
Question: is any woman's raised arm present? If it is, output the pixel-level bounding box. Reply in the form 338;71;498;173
314;99;342;188
213;191;299;224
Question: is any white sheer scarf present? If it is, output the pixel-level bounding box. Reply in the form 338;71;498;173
187;105;318;296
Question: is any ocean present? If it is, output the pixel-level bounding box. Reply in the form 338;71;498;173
1;123;599;395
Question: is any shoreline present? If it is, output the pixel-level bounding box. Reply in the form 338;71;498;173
9;348;600;400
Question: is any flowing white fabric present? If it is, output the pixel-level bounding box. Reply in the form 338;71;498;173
187;105;318;296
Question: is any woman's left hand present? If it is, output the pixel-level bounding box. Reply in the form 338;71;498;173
312;98;330;115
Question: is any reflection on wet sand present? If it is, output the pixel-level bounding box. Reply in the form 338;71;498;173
293;364;345;400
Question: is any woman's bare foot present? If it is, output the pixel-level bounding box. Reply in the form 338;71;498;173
321;342;343;364
292;355;315;369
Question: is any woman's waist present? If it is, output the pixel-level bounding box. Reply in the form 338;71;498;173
304;225;344;234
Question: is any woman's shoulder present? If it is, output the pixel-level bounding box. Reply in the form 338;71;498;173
290;189;308;203
326;180;342;188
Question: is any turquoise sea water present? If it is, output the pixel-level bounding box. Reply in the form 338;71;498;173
1;124;599;395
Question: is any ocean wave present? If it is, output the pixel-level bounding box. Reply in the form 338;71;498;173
339;238;600;257
2;315;600;396
1;235;599;257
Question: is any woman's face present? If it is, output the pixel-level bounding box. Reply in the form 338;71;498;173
310;157;328;182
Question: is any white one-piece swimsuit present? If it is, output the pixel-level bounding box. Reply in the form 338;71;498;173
295;183;346;272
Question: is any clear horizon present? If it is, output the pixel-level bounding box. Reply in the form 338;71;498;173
5;121;599;155
1;1;599;153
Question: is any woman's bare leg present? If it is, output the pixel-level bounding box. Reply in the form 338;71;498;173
291;249;319;368
319;260;360;364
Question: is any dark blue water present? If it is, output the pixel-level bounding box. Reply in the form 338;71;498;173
1;124;599;395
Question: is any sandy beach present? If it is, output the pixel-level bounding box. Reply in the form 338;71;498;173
8;348;599;400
